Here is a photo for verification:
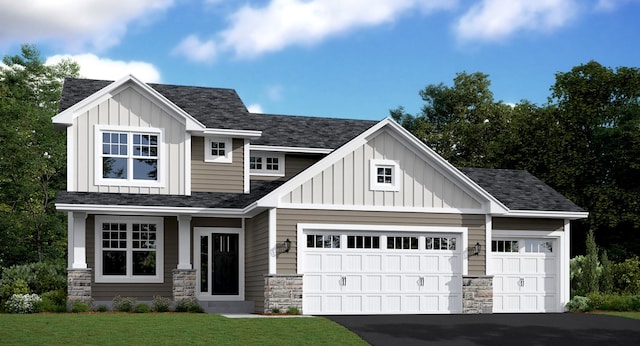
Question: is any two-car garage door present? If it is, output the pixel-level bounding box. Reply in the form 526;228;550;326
302;230;462;315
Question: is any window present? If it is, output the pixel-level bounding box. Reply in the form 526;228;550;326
204;137;232;163
96;126;162;186
492;240;519;253
250;152;285;176
347;235;380;249
426;237;457;250
95;216;164;283
523;239;553;253
387;236;418;250
370;159;400;191
307;234;340;248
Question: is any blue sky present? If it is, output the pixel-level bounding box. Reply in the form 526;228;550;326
1;0;639;120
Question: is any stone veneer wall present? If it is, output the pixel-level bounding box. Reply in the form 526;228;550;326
462;275;493;314
264;274;303;313
67;269;92;302
172;269;196;301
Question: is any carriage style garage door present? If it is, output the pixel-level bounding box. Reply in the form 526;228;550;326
492;238;558;313
302;230;463;315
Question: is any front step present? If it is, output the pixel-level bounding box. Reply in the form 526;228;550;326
200;300;255;314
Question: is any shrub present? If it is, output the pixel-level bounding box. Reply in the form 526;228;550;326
632;295;640;310
566;296;591;312
175;297;203;313
583;229;600;294
152;296;172;312
112;296;137;312
5;293;41;314
271;307;281;314
613;257;640;295
586;292;635;311
36;290;67;312
600;250;614;294
0;262;66;300
70;300;91;313
286;306;301;315
134;303;151;313
40;290;67;306
96;305;109;312
1;278;31;304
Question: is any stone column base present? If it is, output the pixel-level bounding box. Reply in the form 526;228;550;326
264;274;303;314
463;275;493;314
172;269;197;301
67;268;92;302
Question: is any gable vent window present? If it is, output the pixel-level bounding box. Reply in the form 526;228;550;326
96;126;163;187
369;159;400;191
250;152;285;176
204;138;232;163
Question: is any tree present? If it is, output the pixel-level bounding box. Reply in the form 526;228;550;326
583;229;599;294
0;44;79;266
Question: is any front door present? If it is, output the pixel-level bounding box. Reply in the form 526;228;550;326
196;228;243;298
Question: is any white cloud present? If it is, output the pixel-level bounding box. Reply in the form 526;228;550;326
45;54;161;83
0;0;174;51
247;104;264;113
595;0;635;11
174;0;457;61
172;35;218;63
454;0;579;42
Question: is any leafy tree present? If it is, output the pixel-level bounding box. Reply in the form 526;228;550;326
0;44;79;266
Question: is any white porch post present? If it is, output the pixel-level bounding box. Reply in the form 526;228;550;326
177;215;192;270
562;219;571;309
71;212;88;269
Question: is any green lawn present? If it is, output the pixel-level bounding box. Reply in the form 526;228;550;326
0;313;367;345
595;311;640;320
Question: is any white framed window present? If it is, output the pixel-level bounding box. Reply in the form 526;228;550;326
249;152;285;176
95;126;163;187
387;236;418;250
95;216;164;283
369;159;400;191
204;137;232;163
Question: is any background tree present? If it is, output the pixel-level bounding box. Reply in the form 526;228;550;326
0;44;79;267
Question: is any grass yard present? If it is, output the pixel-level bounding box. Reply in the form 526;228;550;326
595;311;640;320
0;313;367;345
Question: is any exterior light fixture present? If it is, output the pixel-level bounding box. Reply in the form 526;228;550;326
278;238;291;254
472;242;481;256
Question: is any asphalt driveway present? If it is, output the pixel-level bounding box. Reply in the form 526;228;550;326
326;313;640;346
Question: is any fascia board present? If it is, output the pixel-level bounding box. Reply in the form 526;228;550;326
500;210;589;220
196;128;263;139
55;203;249;217
250;145;333;154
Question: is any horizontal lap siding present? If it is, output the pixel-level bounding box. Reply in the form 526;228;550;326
493;218;564;232
276;209;486;275
191;137;244;193
88;215;178;300
245;211;270;313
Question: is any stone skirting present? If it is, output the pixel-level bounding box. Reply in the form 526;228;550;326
67;268;92;301
172;269;197;301
463;275;493;314
264;274;303;314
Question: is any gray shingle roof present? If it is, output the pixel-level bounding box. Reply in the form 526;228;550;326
59;78;377;149
56;181;284;209
459;168;584;212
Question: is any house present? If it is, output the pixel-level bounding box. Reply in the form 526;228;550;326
53;75;587;314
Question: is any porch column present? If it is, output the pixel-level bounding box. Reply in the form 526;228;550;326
71;212;88;269
177;215;192;270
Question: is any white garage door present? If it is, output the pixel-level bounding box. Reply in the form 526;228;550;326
492;238;558;313
302;232;462;315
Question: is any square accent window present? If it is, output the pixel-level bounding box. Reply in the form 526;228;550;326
250;152;285;176
95;216;164;283
204;137;232;163
96;127;162;186
370;159;400;191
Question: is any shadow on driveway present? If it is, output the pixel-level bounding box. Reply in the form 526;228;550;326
326;313;640;346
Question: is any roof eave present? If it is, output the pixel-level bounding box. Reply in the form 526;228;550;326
55;203;251;217
499;210;589;220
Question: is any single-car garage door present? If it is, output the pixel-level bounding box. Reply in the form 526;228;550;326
492;238;558;313
302;231;462;315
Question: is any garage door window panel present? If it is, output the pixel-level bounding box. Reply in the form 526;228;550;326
307;234;340;249
426;237;457;250
387;236;418;250
347;235;380;249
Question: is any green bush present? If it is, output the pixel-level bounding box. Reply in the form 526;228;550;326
0;262;66;300
632;295;640;310
70;300;90;313
36;290;67;312
151;296;172;312
5;293;41;313
134;303;151;313
95;305;109;312
613;257;640;295
112;296;137;312
286;306;301;315
271;307;281;314
175;297;203;313
566;296;591;312
586;292;636;311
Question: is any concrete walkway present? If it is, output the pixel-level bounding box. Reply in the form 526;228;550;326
326;313;640;346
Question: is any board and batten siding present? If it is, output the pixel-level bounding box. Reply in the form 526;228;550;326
250;154;323;181
275;209;487;276
492;218;564;232
87;215;178;301
245;210;270;313
191;137;244;193
72;86;186;194
280;130;482;210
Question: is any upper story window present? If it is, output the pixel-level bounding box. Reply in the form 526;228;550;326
250;152;285;176
204;137;232;163
369;159;400;191
96;126;163;187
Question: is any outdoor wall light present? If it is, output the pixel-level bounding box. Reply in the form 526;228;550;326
279;238;291;254
471;242;481;256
